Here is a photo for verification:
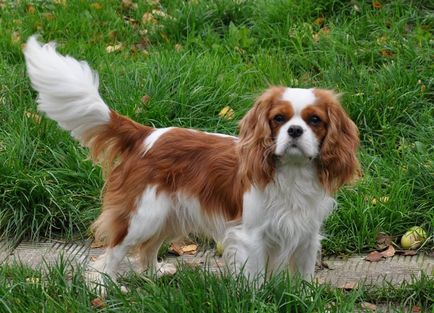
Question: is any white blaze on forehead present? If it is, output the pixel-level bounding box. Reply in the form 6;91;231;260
281;88;316;113
274;88;320;158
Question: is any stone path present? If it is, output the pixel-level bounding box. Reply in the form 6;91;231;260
1;239;433;288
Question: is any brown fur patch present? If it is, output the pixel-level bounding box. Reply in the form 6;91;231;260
312;89;360;193
238;86;286;187
87;115;246;247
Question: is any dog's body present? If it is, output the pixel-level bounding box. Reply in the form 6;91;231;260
24;36;359;285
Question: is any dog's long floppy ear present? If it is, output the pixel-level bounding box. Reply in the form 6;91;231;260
238;87;283;187
316;92;360;193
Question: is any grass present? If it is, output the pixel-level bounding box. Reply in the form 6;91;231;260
0;261;432;312
0;0;433;253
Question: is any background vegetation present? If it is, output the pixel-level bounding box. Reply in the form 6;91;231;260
0;0;432;256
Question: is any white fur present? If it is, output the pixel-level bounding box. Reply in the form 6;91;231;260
275;88;319;158
224;163;334;281
281;88;316;113
143;127;173;154
24;36;110;142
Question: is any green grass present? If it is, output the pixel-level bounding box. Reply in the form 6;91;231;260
0;0;433;255
0;261;432;312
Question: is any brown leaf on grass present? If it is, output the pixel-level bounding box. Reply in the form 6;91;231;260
411;305;422;313
26;4;36;14
381;245;395;257
380;49;394;57
365;250;384;262
372;1;382;9
91;297;106;309
169;242;184;256
181;244;198;255
395;249;417;256
90;2;103;10
25;112;42;124
218;106;235;120
141;95;151;105
106;43;123;53
135;95;151;114
142;12;157;24
361;302;377;311
313;17;325;26
42;12;55;21
11;31;21;44
376;232;393;250
121;0;138;10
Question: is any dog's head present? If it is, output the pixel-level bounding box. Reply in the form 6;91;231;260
238;86;360;192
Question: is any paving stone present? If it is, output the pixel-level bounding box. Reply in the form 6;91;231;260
1;239;433;288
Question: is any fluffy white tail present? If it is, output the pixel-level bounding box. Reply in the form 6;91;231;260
24;36;111;142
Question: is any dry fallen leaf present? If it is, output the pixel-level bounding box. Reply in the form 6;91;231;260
42;12;55;21
218;106;235;120
106;43;123;53
26;277;40;284
380;49;394;57
313;17;325;26
11;31;21;44
181;244;198;255
91;297;106;309
361;302;377;311
381;245;395;258
142;12;156;24
365;250;384;262
411;305;422;313
169;242;184;256
26;4;36;14
121;0;138;10
376;232;393;250
25;112;42;124
90;2;103;10
372;1;382;9
141;95;151;105
405;250;418;256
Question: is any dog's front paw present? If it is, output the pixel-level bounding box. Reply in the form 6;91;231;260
156;262;177;277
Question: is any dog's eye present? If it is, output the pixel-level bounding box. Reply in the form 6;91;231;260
308;115;321;125
273;115;286;124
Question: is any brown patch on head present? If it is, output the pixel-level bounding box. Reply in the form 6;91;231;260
268;99;294;139
300;106;328;141
312;89;360;193
238;86;287;187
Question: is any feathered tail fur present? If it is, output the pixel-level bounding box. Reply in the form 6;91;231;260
24;36;152;246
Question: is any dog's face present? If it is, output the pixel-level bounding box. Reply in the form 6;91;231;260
238;86;360;192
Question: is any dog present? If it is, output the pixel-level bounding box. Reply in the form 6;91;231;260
24;36;359;286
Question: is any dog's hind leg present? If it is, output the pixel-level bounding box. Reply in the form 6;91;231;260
90;187;172;294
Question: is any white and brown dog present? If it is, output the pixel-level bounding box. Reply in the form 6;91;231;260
24;36;359;285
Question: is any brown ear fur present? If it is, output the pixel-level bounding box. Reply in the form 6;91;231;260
316;91;360;193
238;87;284;187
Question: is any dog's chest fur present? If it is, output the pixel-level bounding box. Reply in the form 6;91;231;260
243;163;335;250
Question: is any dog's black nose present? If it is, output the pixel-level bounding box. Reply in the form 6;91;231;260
288;126;303;138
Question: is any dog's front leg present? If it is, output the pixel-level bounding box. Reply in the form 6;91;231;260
223;225;267;283
294;233;321;280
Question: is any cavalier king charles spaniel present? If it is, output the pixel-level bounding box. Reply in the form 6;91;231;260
24;36;359;286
